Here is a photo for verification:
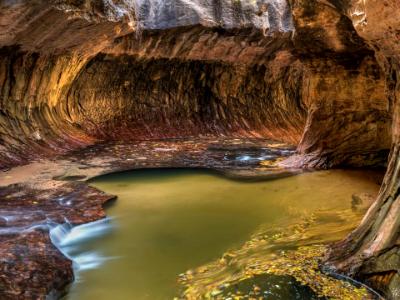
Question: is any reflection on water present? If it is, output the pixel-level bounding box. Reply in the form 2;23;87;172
59;168;382;300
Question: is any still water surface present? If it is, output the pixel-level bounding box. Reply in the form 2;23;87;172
62;168;382;300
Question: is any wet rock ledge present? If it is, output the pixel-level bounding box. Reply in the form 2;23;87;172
0;0;399;299
0;138;297;299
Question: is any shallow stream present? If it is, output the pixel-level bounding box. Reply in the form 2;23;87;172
60;168;383;299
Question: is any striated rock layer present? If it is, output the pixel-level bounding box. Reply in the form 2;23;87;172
325;0;400;299
0;0;399;299
0;0;392;169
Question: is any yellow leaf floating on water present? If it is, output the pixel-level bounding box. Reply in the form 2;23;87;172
178;215;371;300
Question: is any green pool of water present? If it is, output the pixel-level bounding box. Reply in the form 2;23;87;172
63;168;382;300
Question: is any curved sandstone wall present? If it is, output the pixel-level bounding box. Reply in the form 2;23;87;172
325;1;400;298
0;0;392;170
1;0;400;298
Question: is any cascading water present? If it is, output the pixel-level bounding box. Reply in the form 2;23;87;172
50;219;115;273
57;168;383;300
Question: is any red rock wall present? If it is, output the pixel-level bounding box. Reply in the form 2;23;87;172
0;0;393;170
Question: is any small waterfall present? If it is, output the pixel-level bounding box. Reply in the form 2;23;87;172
50;218;115;273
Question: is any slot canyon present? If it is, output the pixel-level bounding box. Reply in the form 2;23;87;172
0;0;399;299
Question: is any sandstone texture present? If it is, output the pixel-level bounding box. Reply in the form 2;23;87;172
0;0;399;299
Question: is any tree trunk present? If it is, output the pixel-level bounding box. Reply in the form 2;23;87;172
325;0;400;297
327;62;400;298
